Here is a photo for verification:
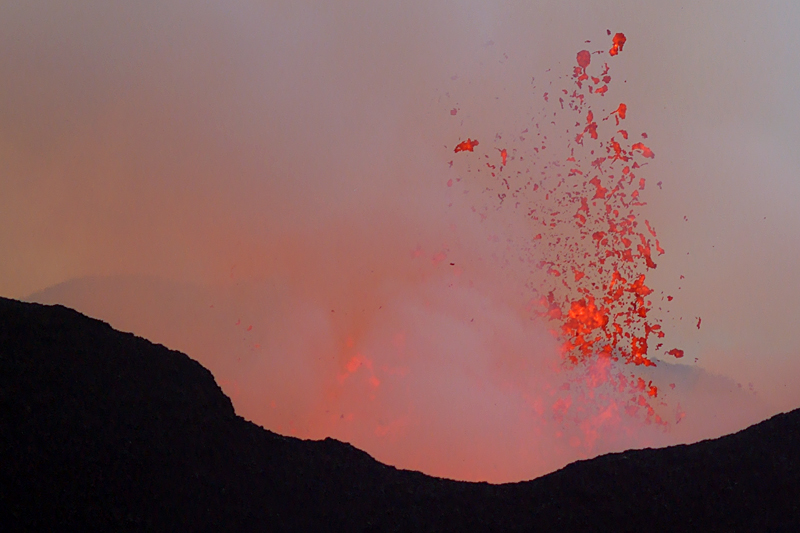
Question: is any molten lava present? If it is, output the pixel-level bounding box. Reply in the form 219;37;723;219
609;32;627;56
498;148;508;166
449;31;684;428
576;49;591;69
454;138;480;153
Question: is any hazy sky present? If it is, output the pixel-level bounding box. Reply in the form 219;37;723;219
3;1;800;482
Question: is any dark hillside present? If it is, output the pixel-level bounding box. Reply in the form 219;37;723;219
1;297;798;531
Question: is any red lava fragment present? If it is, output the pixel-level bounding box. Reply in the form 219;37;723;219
667;349;684;359
498;148;508;166
454;138;479;153
609;33;626;56
628;274;653;297
631;142;654;158
576;50;591;69
589;176;607;199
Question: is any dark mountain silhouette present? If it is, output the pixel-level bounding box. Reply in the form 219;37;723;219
1;296;798;532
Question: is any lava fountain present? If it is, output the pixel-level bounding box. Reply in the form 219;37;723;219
448;31;687;433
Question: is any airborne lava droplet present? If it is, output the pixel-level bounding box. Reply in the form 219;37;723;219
609;32;626;56
576;50;591;69
610;103;627;125
631;142;655;158
454;138;479;153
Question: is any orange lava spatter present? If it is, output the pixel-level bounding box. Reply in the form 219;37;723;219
448;31;684;428
454;138;479;153
498;148;508;166
609;32;626;56
576;49;591;69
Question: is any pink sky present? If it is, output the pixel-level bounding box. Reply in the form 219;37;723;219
3;1;800;482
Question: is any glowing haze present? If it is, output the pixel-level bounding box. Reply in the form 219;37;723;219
3;1;800;482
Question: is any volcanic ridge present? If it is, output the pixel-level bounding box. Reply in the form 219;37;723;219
1;296;798;531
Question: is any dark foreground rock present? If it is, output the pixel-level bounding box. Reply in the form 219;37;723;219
1;296;798;532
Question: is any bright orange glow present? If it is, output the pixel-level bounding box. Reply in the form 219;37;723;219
609;32;626;56
454;138;479;153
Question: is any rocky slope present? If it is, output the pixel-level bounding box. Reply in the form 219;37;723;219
1;296;798;531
